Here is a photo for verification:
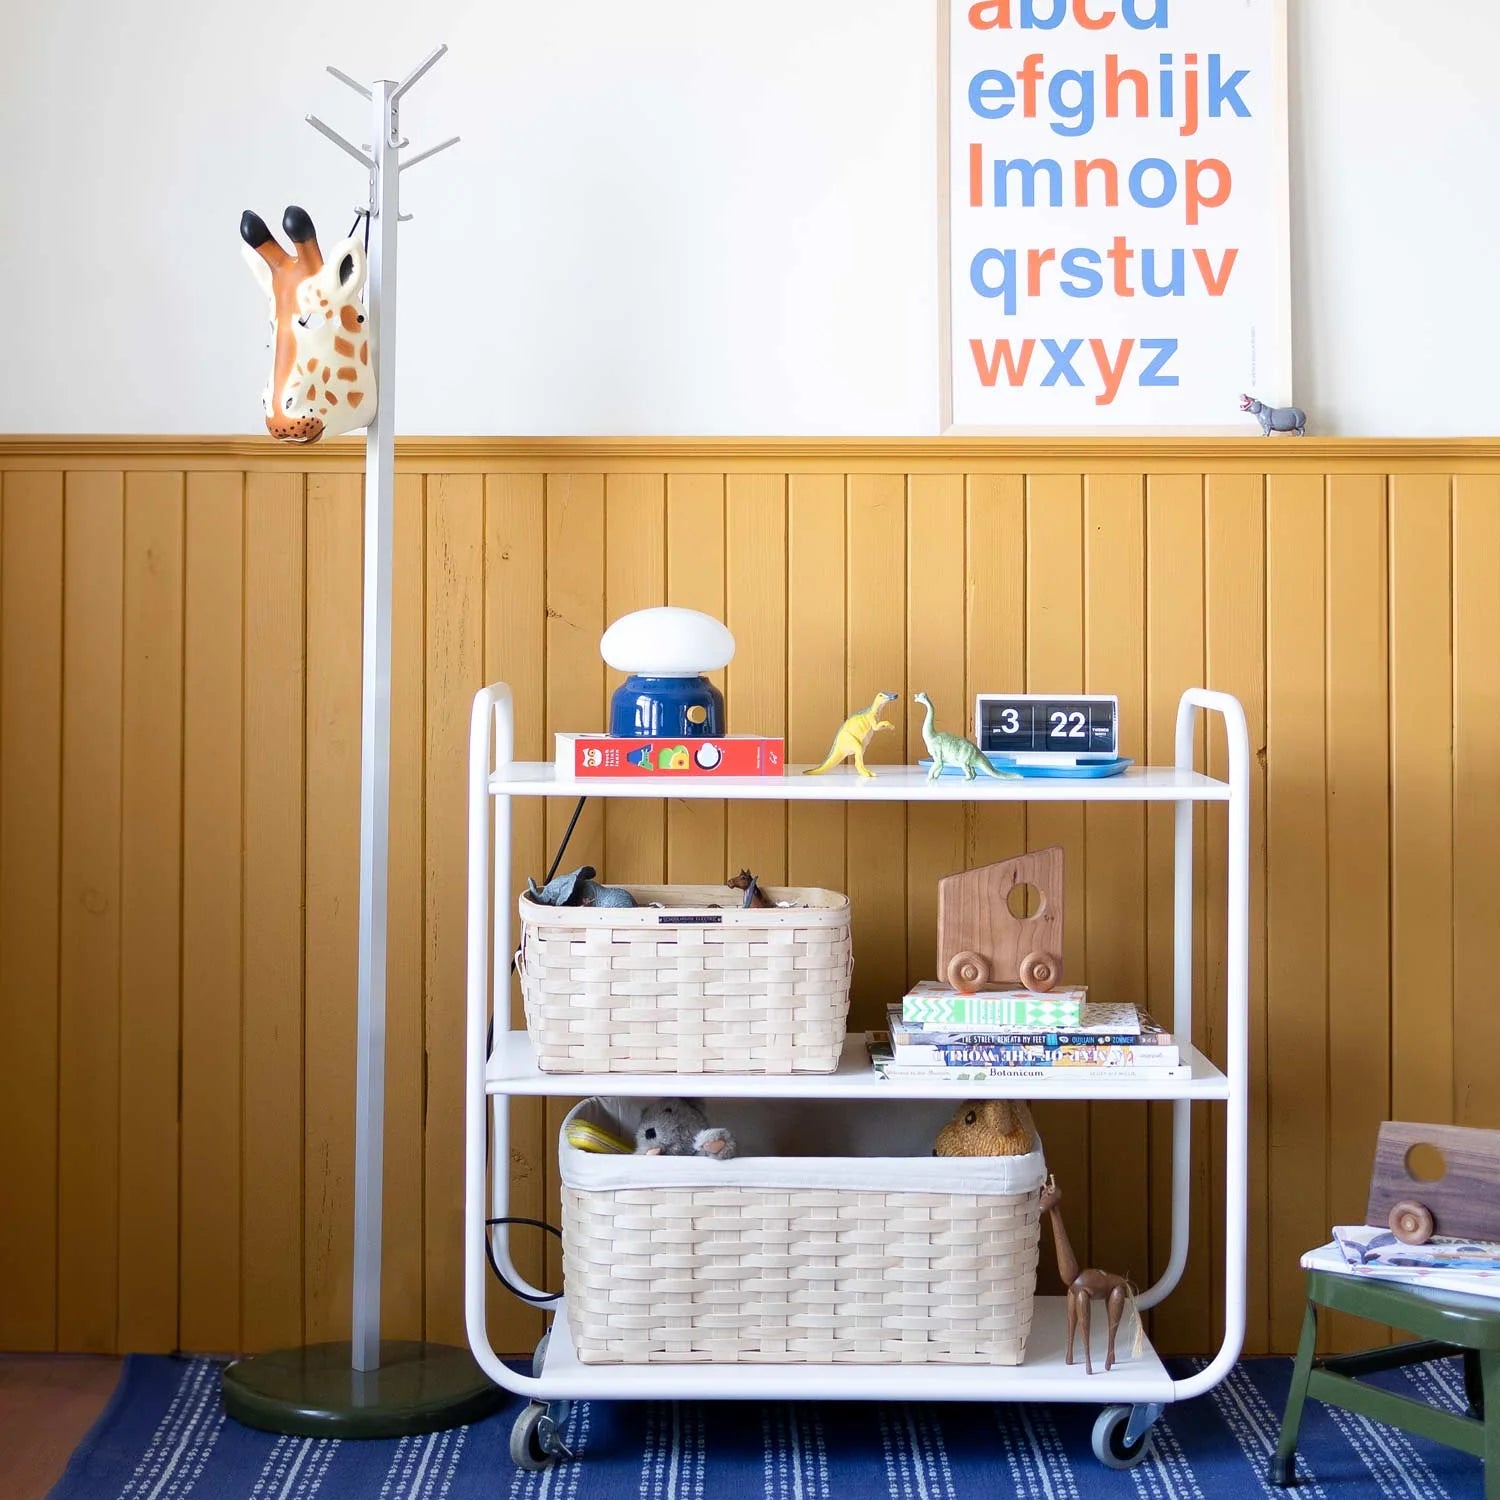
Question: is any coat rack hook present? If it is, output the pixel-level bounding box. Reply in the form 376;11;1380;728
306;114;375;170
326;65;372;99
393;42;448;102
400;135;460;174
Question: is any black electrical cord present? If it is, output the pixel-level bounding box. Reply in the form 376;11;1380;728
484;1215;564;1304
545;797;589;883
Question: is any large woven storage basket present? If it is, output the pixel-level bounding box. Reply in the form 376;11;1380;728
518;885;851;1073
559;1098;1045;1365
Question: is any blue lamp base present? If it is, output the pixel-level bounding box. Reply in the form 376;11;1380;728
610;674;725;737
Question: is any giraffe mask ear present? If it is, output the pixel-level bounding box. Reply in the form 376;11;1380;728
326;236;368;302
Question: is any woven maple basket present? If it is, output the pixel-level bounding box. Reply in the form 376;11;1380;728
517;885;852;1074
559;1099;1046;1365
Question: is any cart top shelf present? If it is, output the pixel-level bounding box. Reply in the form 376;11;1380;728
488;763;1230;803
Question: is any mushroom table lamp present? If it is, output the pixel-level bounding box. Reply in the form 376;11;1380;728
601;607;736;737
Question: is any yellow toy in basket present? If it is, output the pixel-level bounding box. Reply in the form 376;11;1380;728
565;1118;633;1155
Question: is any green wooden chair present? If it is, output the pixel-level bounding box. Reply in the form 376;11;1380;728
1271;1269;1499;1495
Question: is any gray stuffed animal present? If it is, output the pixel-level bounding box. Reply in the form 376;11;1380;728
1239;394;1307;437
635;1098;737;1160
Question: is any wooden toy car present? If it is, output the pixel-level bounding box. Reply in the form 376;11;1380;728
936;847;1065;995
1365;1120;1500;1246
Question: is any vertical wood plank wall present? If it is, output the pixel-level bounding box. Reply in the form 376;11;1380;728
1;437;1496;1360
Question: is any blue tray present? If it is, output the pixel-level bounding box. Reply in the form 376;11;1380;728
917;756;1134;779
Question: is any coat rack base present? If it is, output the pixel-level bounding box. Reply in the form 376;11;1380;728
222;1340;506;1438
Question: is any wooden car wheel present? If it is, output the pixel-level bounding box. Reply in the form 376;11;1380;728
947;951;990;994
1019;951;1059;992
1388;1199;1434;1245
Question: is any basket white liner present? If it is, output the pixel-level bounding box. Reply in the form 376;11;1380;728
559;1097;1048;1197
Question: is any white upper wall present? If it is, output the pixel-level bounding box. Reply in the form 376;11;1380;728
0;0;1494;436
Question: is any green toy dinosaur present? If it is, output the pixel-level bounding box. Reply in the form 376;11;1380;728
804;691;898;778
914;691;1016;781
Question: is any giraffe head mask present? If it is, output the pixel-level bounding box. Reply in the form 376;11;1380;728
240;205;376;443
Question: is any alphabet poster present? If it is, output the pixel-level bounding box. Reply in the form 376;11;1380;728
943;0;1289;430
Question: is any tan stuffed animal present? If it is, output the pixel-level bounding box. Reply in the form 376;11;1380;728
933;1098;1035;1157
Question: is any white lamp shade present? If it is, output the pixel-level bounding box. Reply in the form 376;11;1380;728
600;607;736;676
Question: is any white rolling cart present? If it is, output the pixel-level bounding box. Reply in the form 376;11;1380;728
464;683;1251;1472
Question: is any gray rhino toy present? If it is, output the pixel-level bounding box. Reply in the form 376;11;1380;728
1240;394;1306;437
525;865;635;908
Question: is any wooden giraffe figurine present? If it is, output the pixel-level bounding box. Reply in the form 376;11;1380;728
1040;1177;1131;1374
804;692;898;778
240;206;376;443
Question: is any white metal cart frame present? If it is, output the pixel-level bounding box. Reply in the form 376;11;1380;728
463;684;1249;1466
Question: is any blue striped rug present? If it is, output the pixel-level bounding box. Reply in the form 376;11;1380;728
49;1354;1484;1498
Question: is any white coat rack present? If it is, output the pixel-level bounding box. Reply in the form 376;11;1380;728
224;47;502;1439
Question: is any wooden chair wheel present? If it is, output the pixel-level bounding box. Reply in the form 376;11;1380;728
947;951;990;994
1388;1200;1434;1246
1019;951;1059;992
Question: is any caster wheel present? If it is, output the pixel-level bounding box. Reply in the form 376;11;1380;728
1267;1451;1297;1487
1019;951;1058;993
947;951;990;994
511;1403;554;1471
1388;1200;1434;1245
511;1401;572;1471
1091;1406;1153;1471
533;1328;551;1377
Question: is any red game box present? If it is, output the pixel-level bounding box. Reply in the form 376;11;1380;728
556;734;785;778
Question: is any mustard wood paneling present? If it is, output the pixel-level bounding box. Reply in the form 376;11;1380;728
57;472;125;1353
1452;477;1500;1131
1324;474;1392;1352
0;471;64;1351
1;436;1497;1361
240;471;306;1354
180;472;243;1354
1389;477;1454;1125
1265;473;1330;1356
117;473;186;1352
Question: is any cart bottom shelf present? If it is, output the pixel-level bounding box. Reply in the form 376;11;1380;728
519;1296;1175;1404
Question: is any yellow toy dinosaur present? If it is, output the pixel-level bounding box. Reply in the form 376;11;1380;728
804;691;898;777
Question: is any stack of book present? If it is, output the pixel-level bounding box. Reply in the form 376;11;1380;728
867;979;1188;1081
1302;1226;1500;1301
